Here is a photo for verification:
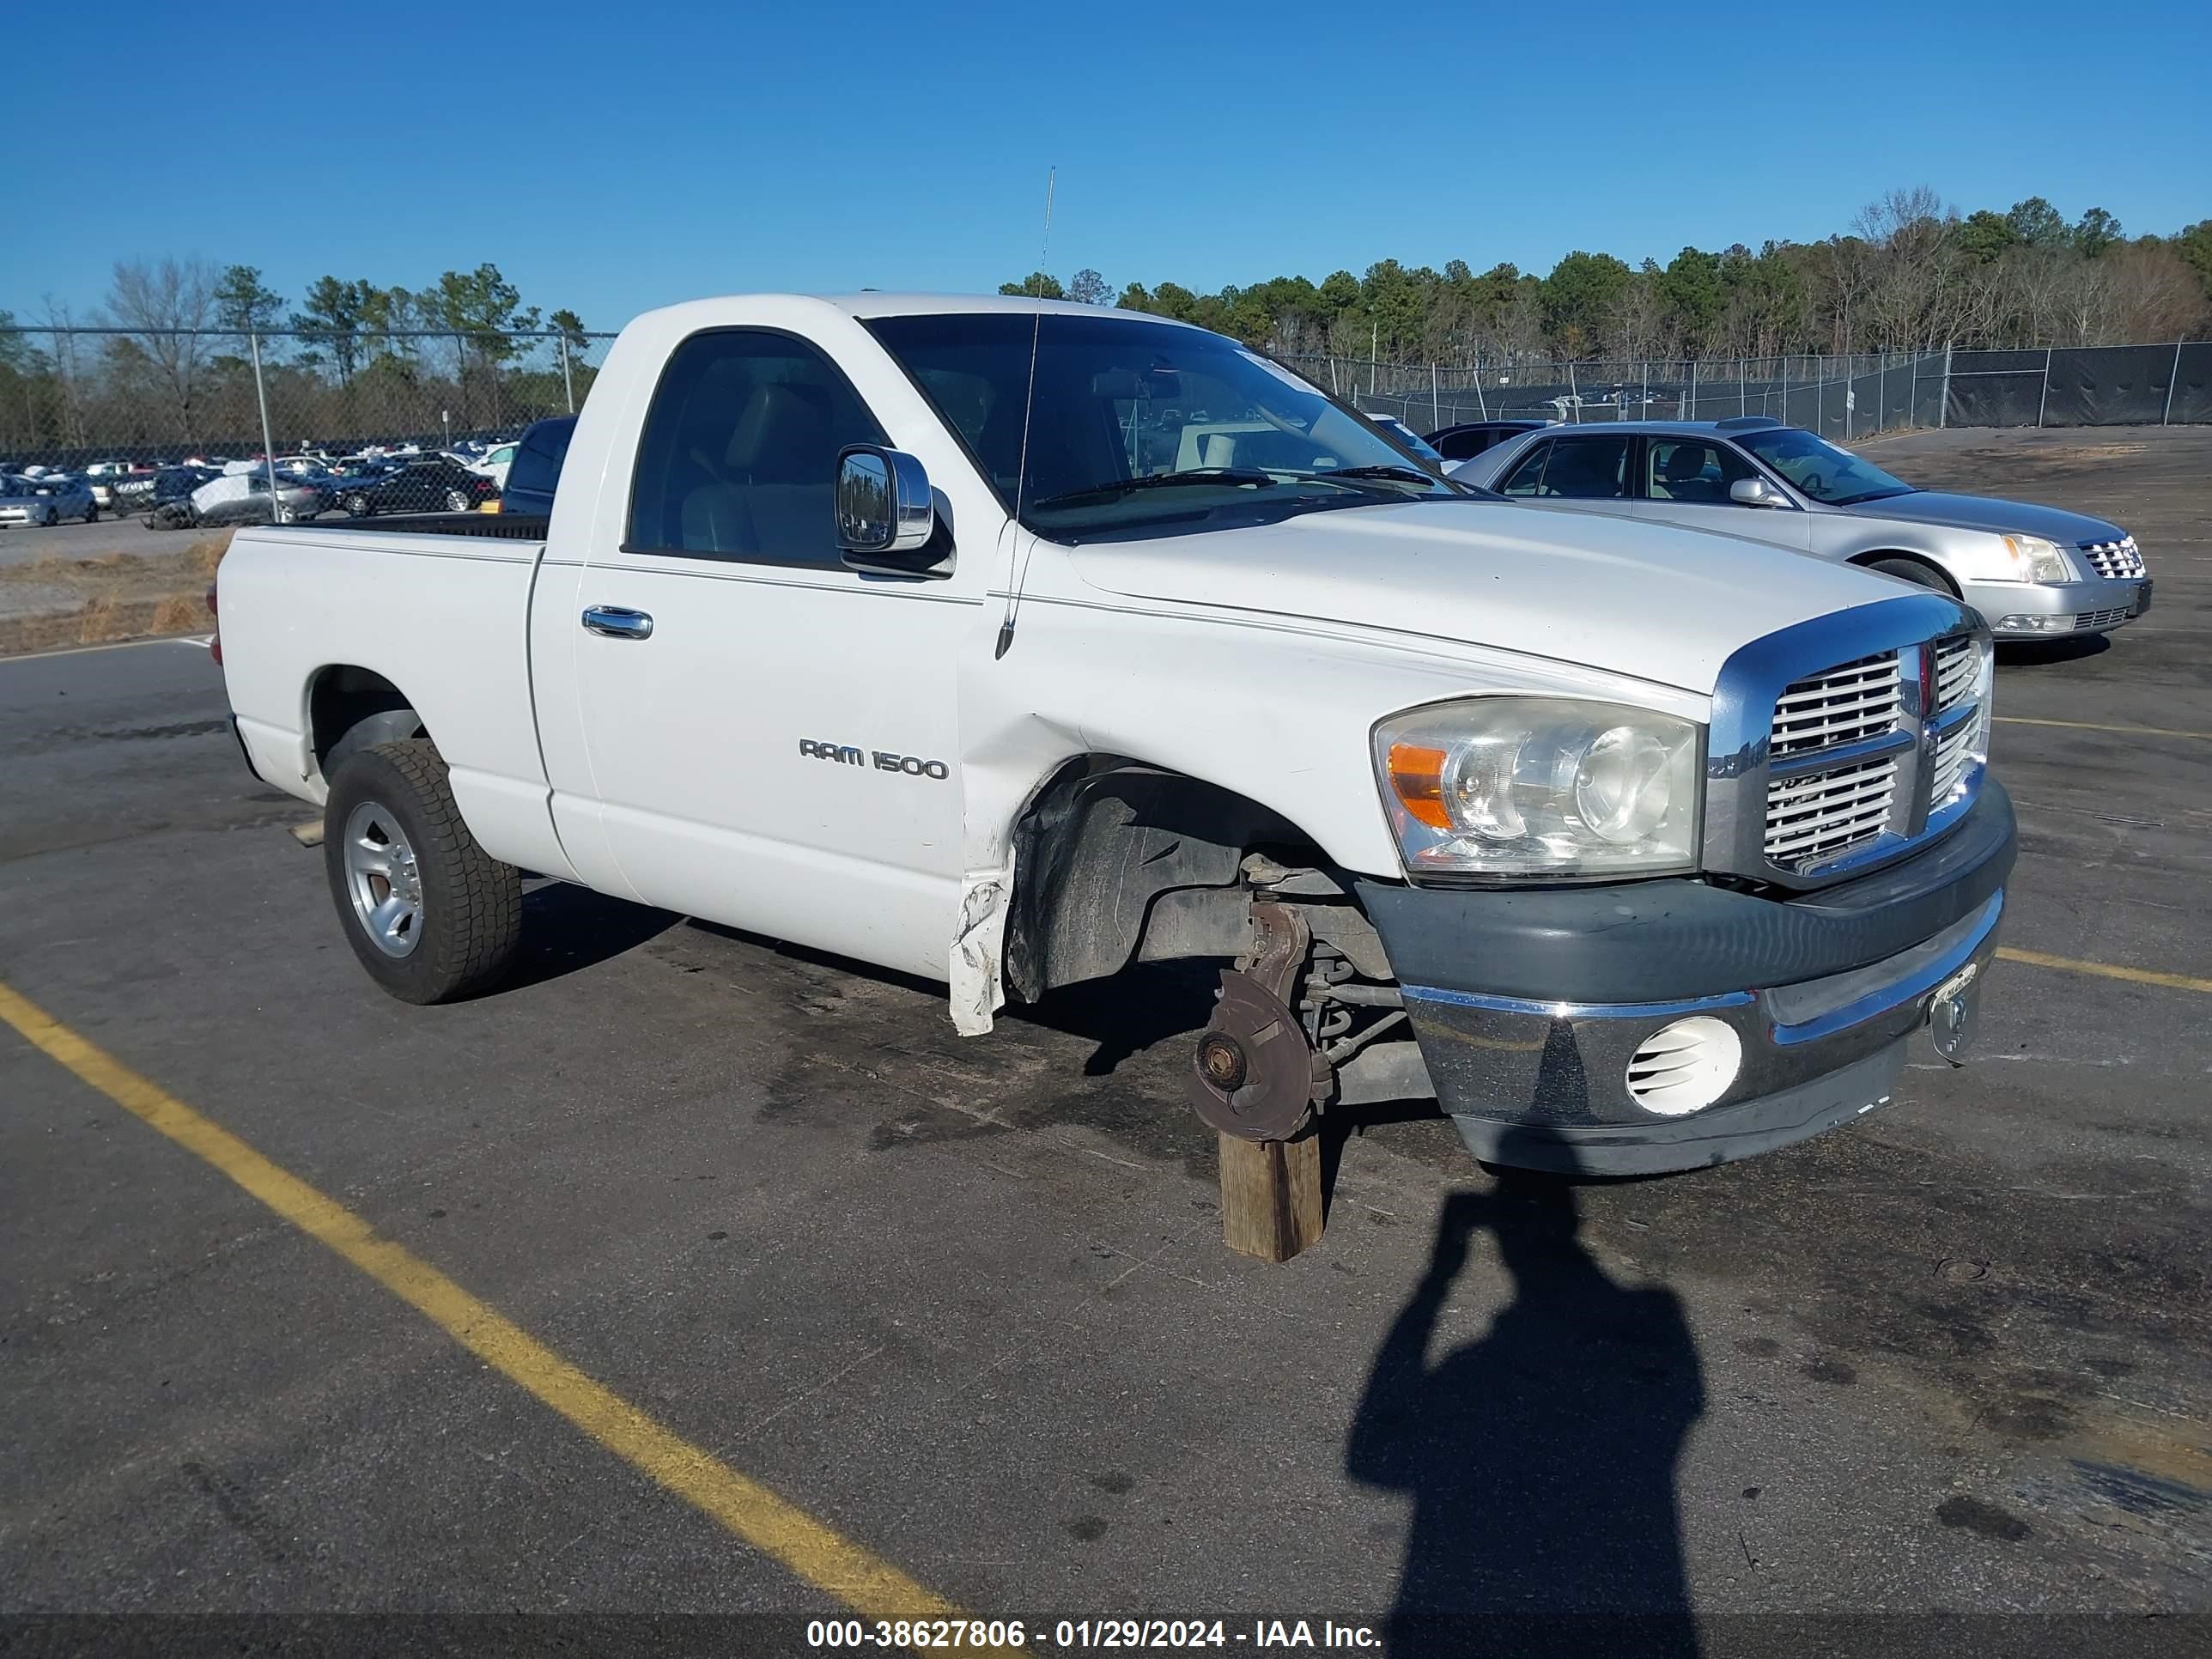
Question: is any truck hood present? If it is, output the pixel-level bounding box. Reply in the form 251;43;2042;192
1064;499;1913;696
1850;489;2124;544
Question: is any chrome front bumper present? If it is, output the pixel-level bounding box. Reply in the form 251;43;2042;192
1963;574;2152;636
1403;890;2005;1176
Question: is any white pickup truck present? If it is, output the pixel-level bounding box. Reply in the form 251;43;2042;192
216;294;2016;1176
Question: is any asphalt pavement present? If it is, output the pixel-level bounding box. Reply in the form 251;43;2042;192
2;430;2209;1656
0;514;188;570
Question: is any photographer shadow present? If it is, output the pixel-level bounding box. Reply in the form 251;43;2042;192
1346;1176;1705;1656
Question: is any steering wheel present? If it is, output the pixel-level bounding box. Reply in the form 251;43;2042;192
1801;472;1828;496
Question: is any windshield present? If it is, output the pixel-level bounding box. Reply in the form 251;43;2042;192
866;312;1463;541
1735;427;1914;506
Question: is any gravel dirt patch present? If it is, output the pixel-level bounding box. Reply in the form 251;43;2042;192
0;532;229;655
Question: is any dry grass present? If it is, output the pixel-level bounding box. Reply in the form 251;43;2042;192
0;529;234;657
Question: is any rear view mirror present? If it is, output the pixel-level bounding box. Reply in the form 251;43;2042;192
1089;368;1182;400
1729;477;1790;508
836;445;951;579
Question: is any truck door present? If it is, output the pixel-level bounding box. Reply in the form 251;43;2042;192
562;327;977;982
1630;434;1813;550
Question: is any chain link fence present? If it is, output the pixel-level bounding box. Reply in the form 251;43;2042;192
1287;340;2210;440
2;327;2204;503
0;325;616;518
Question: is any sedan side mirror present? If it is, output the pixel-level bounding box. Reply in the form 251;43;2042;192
1729;476;1791;508
836;445;951;578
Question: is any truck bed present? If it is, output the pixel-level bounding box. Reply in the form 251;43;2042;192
219;521;556;884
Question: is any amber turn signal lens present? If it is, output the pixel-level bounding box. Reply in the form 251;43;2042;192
1387;741;1452;830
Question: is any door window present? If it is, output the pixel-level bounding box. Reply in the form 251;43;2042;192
1498;435;1630;499
628;330;887;565
1644;438;1756;505
1495;441;1552;495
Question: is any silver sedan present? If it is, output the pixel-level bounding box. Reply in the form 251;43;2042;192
0;472;100;526
1450;419;2151;641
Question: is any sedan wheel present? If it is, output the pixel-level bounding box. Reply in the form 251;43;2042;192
345;493;371;517
445;489;469;512
1864;556;1959;597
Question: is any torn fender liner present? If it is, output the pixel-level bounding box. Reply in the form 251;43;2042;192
950;871;1010;1036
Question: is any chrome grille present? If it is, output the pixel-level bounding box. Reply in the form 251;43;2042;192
1770;653;1902;757
2078;536;2144;579
1711;595;1994;890
1934;636;1977;712
2075;606;2130;630
1929;712;1981;808
1765;756;1899;867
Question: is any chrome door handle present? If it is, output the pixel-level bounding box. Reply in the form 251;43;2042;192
581;605;653;640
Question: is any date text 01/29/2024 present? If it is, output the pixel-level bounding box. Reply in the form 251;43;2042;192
804;1618;1381;1650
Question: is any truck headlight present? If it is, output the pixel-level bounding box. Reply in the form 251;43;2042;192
1373;699;1703;881
1997;533;2072;583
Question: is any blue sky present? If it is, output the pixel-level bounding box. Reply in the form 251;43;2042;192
4;0;2205;334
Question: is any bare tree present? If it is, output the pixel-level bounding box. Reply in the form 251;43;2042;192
100;257;219;440
2106;244;2209;343
38;296;89;447
1607;267;1668;361
1853;187;1959;349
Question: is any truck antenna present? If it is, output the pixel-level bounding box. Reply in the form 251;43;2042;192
994;164;1054;661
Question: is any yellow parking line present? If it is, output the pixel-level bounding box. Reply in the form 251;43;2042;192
0;980;976;1635
1996;715;2212;741
1997;949;2212;995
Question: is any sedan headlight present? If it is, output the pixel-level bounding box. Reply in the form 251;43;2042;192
1996;533;2072;584
1373;698;1703;881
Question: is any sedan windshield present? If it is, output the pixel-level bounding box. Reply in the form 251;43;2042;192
866;312;1464;540
1735;427;1914;506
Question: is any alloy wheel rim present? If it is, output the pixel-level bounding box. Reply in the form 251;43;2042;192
343;800;424;958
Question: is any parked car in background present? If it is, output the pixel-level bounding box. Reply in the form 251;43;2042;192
183;471;326;528
1427;418;1553;463
494;416;574;517
1451;417;2154;640
137;466;222;525
0;472;99;526
334;455;500;516
469;441;520;489
87;466;155;510
1360;414;1447;468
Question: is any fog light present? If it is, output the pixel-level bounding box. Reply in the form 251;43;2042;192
1995;614;2069;633
1625;1017;1742;1115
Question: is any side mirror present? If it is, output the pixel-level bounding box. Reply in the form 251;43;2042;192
837;445;933;552
1729;476;1790;508
836;445;951;578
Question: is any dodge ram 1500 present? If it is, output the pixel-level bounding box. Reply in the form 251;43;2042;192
216;294;2015;1175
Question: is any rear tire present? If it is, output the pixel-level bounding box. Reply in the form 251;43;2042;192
322;739;522;1004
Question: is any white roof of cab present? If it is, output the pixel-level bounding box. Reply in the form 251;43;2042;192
828;292;1196;325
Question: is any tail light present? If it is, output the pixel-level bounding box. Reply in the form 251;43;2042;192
206;580;222;666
